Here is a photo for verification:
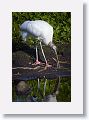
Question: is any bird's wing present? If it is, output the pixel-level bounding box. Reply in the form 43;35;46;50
27;22;42;37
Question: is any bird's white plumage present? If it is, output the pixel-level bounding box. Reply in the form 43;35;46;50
20;20;53;45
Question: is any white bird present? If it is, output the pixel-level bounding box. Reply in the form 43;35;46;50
20;20;60;68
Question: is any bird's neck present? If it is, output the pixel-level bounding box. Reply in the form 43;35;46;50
49;41;54;48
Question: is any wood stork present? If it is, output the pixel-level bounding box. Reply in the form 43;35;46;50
20;20;60;68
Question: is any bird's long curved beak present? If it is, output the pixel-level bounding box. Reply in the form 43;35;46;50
54;50;60;69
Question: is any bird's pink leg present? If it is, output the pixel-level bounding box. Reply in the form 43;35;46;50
40;42;52;69
32;46;41;65
44;62;52;70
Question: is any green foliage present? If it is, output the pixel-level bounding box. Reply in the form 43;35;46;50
12;12;71;50
56;77;71;102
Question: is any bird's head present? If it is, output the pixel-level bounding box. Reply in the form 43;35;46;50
49;41;57;53
52;45;57;53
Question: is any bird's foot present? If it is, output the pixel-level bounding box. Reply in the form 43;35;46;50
32;60;41;65
38;63;52;72
44;63;52;70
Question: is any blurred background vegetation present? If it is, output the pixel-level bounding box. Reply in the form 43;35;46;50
12;12;71;102
12;12;71;51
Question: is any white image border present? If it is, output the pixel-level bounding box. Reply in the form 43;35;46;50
0;0;83;114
